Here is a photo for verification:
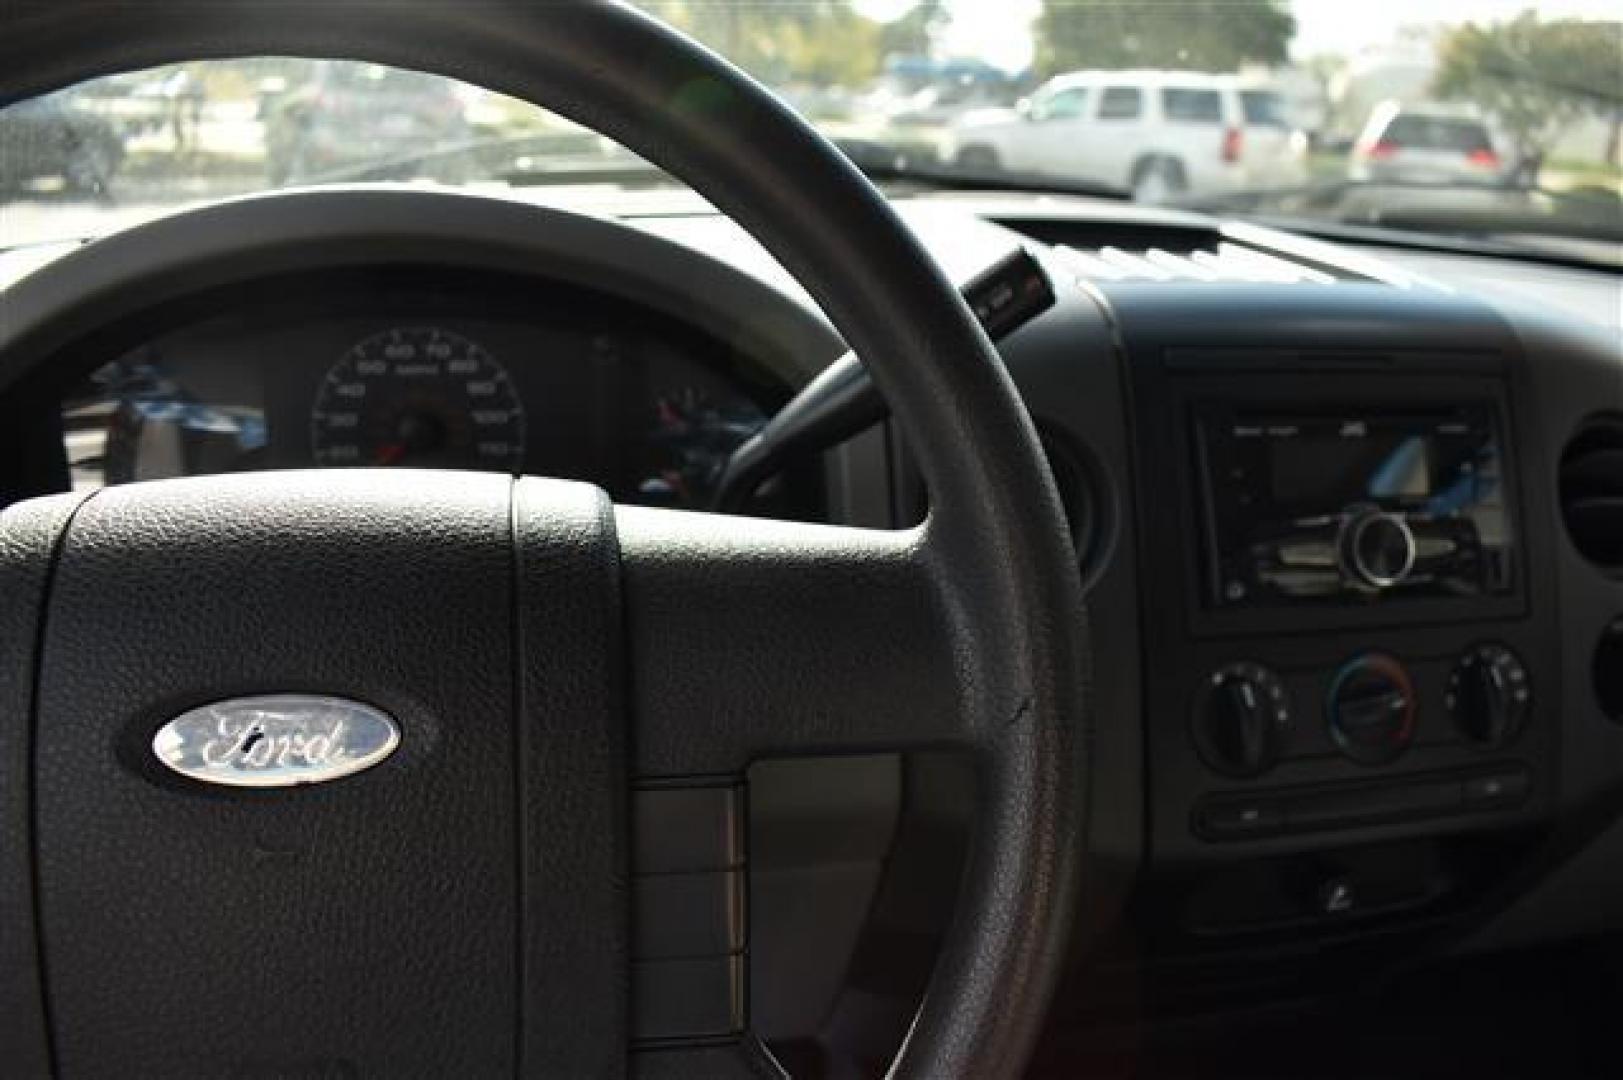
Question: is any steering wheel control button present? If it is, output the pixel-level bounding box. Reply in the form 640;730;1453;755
1192;662;1293;777
1339;507;1418;590
1447;643;1530;748
632;783;744;874
632;955;746;1041
630;781;748;1033
1327;653;1416;765
152;694;400;788
632;870;745;960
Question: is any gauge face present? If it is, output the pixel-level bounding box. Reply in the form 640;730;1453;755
311;327;525;471
636;385;767;506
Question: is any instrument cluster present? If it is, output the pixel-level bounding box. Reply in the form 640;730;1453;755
59;279;794;514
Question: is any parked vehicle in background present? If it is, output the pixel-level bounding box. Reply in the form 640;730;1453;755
0;92;124;195
261;61;470;184
1349;102;1508;185
821;57;1027;167
947;70;1306;201
66;71;174;139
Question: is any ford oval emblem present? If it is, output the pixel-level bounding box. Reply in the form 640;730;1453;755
152;695;400;788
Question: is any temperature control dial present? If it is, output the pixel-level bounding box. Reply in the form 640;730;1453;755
1448;643;1530;748
1328;653;1416;765
1193;662;1293;777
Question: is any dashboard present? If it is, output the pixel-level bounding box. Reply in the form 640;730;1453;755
57;268;796;513
1;186;1620;1061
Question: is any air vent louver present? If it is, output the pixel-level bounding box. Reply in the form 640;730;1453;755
1052;242;1337;285
1560;415;1623;575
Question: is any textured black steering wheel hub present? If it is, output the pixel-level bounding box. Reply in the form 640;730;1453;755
0;3;1089;1077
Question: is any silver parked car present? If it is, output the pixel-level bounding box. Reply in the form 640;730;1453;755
1349;102;1508;185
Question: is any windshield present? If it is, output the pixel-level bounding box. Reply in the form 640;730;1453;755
1384;115;1494;152
1240;90;1289;127
2;2;1619;260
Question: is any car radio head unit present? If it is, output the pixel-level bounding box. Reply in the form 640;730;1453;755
1194;404;1515;609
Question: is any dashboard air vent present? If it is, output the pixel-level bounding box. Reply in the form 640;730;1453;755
1560;415;1623;575
1596;617;1623;724
1052;242;1336;285
1038;429;1113;590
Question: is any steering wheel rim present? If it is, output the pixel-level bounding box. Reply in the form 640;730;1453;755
0;3;1090;1077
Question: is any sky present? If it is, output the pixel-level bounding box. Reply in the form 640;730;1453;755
853;0;1622;72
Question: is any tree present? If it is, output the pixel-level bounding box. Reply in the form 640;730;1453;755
1032;0;1295;76
1301;52;1348;136
1434;12;1623;174
637;1;884;87
879;0;950;59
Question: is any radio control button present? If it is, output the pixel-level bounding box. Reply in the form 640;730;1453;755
1327;654;1416;765
1276;539;1339;568
1339;509;1417;589
1413;534;1459;560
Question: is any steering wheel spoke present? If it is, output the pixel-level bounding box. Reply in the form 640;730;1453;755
616;506;973;778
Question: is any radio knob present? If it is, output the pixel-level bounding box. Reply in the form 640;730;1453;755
1339;508;1417;589
1193;663;1292;777
1328;654;1415;765
1448;644;1530;748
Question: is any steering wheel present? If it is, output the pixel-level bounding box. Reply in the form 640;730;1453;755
0;3;1088;1077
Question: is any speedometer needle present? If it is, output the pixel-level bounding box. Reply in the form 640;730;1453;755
375;443;406;466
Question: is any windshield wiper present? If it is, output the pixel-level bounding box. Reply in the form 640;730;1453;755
833;137;1132;202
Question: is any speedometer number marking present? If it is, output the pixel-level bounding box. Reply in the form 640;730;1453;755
310;326;526;472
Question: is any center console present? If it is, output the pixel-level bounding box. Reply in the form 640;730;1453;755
1113;292;1559;945
1175;379;1542;846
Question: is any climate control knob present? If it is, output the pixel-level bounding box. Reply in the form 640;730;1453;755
1448;643;1530;748
1327;653;1415;765
1193;662;1293;777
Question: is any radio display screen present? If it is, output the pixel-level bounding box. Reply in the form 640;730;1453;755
1269;429;1433;504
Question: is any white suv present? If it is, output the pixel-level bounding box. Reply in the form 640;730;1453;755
948;70;1306;202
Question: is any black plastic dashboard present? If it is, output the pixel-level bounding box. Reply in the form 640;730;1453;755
986;206;1622;1038
1;186;1620;1054
55;267;797;514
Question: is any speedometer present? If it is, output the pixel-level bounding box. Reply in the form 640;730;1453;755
310;327;525;471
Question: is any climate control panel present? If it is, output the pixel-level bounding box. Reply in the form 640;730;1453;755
1180;641;1542;846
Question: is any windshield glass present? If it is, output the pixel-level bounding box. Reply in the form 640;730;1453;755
1385;115;1494;151
1240;90;1289;127
2;1;1619;260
